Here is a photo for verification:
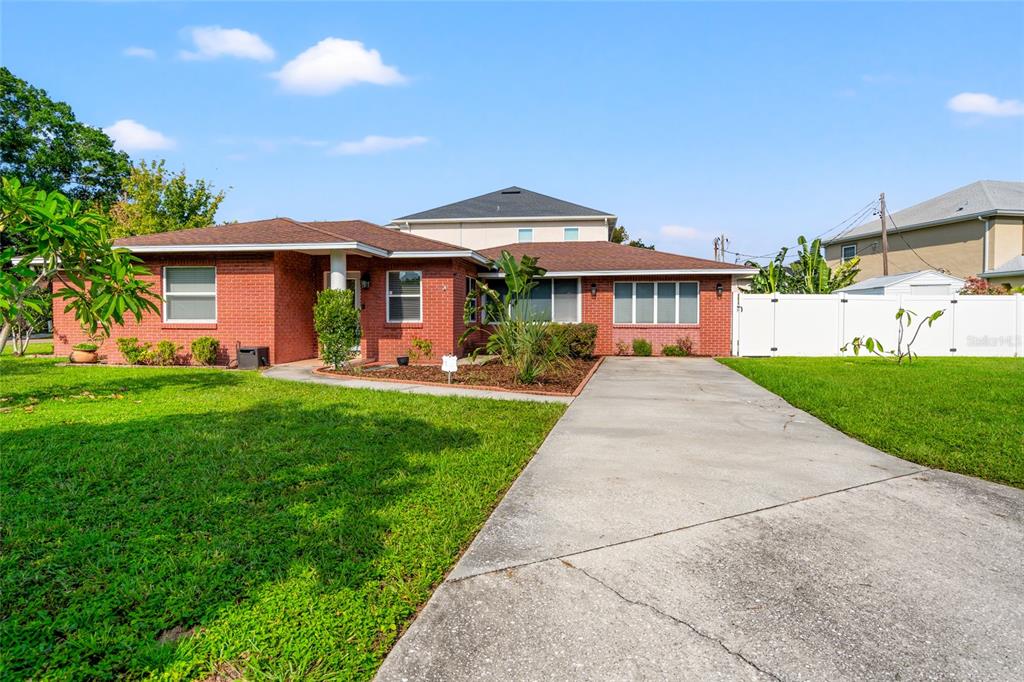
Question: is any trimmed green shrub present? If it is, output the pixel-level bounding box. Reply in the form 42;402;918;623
116;337;152;365
154;340;180;366
632;338;652;357
549;323;598;359
314;288;360;370
190;336;219;366
661;344;686;357
72;343;98;352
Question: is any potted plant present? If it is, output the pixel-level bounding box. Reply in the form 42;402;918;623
70;342;100;364
396;355;410;366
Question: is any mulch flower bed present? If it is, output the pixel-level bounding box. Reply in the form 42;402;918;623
322;358;600;395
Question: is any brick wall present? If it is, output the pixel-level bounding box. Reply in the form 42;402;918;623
581;275;733;356
53;253;278;365
273;251;319;363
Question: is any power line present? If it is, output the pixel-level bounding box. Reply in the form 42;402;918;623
722;198;879;263
886;208;945;272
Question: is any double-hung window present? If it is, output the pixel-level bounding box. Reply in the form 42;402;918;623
517;228;533;243
613;281;699;324
163;266;216;323
484;277;579;323
841;244;857;262
387;271;422;323
563;227;579;241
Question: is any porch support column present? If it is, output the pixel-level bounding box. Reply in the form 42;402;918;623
329;251;347;290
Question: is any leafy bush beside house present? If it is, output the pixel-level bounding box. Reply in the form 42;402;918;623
116;337;153;365
549;323;598;359
190;336;219;366
314;289;360;370
632;338;652;356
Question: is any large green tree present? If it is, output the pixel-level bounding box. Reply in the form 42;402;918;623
0;68;130;210
110;159;226;237
0;177;159;354
744;235;860;294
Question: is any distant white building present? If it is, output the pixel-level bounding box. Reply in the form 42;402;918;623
836;270;964;296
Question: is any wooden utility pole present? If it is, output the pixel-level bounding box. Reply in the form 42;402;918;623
713;236;720;262
880;192;889;276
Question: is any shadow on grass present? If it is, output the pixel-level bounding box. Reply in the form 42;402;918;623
1;397;480;680
0;359;246;406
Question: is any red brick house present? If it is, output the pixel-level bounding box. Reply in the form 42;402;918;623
52;189;754;364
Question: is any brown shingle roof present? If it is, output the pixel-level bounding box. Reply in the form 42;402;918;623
115;217;468;253
478;241;754;273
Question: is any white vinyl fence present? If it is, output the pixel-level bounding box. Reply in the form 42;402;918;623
733;293;1024;357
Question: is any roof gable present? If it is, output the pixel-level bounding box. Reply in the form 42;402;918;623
828;180;1024;243
394;186;614;221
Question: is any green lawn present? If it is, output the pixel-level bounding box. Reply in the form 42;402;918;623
0;358;565;680
719;357;1024;488
1;341;53;355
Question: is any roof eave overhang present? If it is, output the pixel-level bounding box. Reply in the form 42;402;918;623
392;215;618;225
479;268;755;278
980;269;1024;279
824;209;1024;244
118;242;489;263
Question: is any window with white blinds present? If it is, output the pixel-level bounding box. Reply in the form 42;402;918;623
163;267;217;322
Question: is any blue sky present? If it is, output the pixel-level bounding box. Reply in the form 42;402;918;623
3;1;1023;260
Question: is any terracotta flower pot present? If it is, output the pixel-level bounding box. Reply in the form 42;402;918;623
69;349;98;364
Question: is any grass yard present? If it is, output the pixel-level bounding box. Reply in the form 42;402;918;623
719;357;1024;489
0;358;565;680
1;341;53;355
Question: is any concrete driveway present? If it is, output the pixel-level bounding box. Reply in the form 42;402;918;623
377;358;1024;681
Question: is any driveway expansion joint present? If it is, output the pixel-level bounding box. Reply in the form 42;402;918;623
559;559;785;682
450;467;929;584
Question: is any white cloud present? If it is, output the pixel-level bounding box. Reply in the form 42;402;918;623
329;135;428;156
659;225;705;240
103;119;176;152
947;92;1024;117
123;46;156;59
179;26;274;62
272;38;405;95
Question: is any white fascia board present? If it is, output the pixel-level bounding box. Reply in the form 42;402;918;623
389;250;489;264
981;269;1024;278
120;242;389;257
478;268;755;278
397;215;617;225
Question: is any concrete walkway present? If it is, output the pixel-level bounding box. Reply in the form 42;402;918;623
262;359;573;403
376;357;1024;681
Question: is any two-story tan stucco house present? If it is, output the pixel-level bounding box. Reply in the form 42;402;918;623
824;180;1024;289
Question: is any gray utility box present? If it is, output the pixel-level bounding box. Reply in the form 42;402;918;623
237;346;270;370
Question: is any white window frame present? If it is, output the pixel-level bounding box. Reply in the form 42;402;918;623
466;275;478;323
386;270;423;323
841;244;857;262
612;280;700;325
517;228;534;243
563;227;579;241
545;277;582;323
163;266;217;323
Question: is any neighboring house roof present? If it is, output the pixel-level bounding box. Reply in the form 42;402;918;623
478;241;755;275
394;186;616;222
114;217;485;259
983;254;1024;278
826;180;1024;243
837;269;964;293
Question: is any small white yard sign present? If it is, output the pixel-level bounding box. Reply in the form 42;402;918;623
441;354;458;383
